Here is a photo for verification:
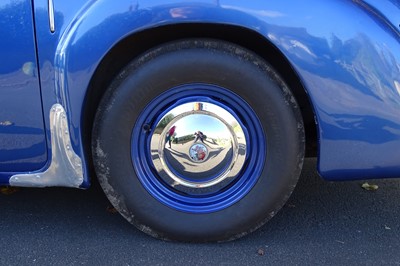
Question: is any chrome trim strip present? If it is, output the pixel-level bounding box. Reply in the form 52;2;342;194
10;104;84;187
48;0;55;33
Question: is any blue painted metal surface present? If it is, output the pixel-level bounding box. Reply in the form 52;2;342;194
265;0;400;180
1;0;400;185
0;0;47;178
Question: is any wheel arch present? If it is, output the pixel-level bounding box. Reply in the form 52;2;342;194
82;23;318;176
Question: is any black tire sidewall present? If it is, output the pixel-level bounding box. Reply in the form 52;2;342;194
93;40;304;242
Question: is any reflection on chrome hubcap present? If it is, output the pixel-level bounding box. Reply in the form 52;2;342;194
132;85;266;213
150;101;247;193
189;143;208;162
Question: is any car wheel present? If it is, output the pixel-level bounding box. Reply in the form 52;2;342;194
92;39;305;242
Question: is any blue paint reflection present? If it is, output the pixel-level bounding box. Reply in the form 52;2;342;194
0;0;47;173
321;112;400;144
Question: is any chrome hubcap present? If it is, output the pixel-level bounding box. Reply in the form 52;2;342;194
150;101;247;194
132;84;265;213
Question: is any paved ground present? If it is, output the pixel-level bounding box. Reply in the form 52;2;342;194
1;158;400;265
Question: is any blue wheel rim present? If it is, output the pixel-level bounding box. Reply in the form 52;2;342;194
131;84;266;213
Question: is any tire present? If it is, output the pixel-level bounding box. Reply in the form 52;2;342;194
92;39;305;242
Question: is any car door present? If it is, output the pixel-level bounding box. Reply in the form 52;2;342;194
0;0;47;174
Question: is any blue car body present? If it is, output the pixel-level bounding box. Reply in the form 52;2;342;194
1;0;399;187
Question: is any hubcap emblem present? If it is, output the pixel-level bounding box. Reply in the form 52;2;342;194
189;143;208;162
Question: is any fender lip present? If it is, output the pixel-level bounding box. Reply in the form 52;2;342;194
9;104;83;188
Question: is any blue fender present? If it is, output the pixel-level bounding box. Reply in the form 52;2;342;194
30;0;400;186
